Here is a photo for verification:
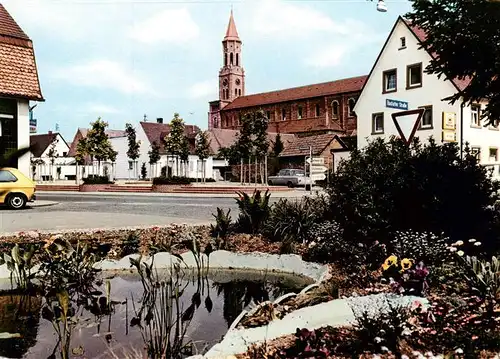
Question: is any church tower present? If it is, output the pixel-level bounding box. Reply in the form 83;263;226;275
219;10;245;106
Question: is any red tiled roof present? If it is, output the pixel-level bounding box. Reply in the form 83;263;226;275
224;10;240;41
140;121;201;154
67;128;126;157
0;4;43;101
223;75;367;111
280;133;338;157
30;132;57;158
207;128;296;155
404;19;471;91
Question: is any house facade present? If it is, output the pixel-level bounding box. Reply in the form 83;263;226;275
208;11;365;138
355;17;500;175
30;132;73;180
0;4;44;176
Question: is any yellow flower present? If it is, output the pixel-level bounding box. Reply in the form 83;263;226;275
382;255;398;270
400;258;414;271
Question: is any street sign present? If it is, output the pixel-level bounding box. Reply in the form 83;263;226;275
311;165;328;174
311;173;326;181
306;157;323;165
29;119;37;134
386;99;408;110
391;108;425;145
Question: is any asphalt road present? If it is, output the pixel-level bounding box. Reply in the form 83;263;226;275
0;192;289;233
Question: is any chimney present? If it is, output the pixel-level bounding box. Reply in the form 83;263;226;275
48;131;52;135
157;118;163;124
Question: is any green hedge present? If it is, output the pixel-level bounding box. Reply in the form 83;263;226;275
82;175;113;185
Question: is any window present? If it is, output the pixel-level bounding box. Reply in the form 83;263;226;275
471;104;481;127
282;109;287;121
331;101;339;118
238;89;241;96
230;53;234;65
315;104;320;117
490;148;498;162
400;37;406;49
418;105;433;129
63;152;67;157
372;113;384;134
407;63;423;88
224;53;228;66
235;89;238;96
0;170;17;182
298;106;303;119
266;111;271;120
348;98;356;116
383;69;397;93
236;53;239;66
471;147;481;160
128;161;133;170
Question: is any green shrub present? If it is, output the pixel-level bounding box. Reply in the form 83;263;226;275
152;176;216;185
210;207;232;249
235;190;271;234
325;137;500;252
265;197;321;243
82;175;113;185
119;233;140;257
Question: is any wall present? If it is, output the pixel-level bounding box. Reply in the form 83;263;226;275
110;136;131;179
355;19;462;150
17;100;30;176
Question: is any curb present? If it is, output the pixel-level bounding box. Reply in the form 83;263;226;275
27;201;59;208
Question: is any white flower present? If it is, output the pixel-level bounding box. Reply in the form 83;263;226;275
469;238;476;243
454;240;464;246
402;328;412;336
457;250;465;257
374;336;382;343
455;348;464;354
474;241;481;246
380;346;389;353
308;241;317;248
402;355;410;359
449;247;457;252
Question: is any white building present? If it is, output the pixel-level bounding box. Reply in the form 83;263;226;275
0;4;44;176
355;17;500;176
30;132;74;180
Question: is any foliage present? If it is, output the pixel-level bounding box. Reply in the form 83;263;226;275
125;123;140;161
195;130;211;161
0;244;36;290
272;133;284;157
218;146;239;165
392;230;451;267
234;113;254;160
235;190;271;234
0;146;33;169
47;138;58;165
120;233;140;258
406;0;500;126
85;118;116;165
210;207;232;246
141;162;147;180
325;137;500;252
164;113;185;157
82;175;113;185
152;176;191;185
148;141;161;165
74;138;87;165
251;110;269;160
381;255;430;296
281;327;334;358
265;197;321;243
180;136;190;165
463;255;500;301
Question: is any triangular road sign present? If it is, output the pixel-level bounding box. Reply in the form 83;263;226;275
391;109;425;145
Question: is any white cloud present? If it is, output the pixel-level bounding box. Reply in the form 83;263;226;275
304;44;350;68
86;103;122;114
130;8;200;45
187;80;217;99
52;60;153;95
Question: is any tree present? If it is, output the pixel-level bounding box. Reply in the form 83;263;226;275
141;162;147;180
272;133;284;157
234;114;255;184
180;136;190;178
195;131;211;182
85;118;115;177
47;138;58;182
406;0;500;126
325;136;500;253
252;110;270;184
125;123;141;179
148;141;161;178
164;113;185;176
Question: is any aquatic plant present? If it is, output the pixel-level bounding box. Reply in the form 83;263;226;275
0;244;36;290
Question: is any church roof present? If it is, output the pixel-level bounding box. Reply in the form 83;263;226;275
0;4;44;101
223;75;367;111
224;10;240;41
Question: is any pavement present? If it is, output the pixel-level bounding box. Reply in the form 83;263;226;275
0;191;323;233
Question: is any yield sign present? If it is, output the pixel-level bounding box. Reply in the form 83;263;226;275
391;108;425;145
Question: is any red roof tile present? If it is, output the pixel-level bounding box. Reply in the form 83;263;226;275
140;122;201;154
223;75;367;111
280;133;337;157
404;19;471;91
224;10;240;41
67;128;126;157
0;4;43;101
30;132;57;158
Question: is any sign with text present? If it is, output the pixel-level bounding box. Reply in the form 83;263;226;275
29;118;37;134
442;112;456;130
442;130;457;142
386;99;409;110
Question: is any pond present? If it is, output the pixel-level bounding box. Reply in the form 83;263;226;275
0;269;311;359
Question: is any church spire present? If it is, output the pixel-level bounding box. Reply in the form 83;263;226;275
224;9;240;41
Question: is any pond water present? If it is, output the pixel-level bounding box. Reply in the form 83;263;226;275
0;269;311;359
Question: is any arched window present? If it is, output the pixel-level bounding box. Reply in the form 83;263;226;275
348;98;356;116
230;53;234;65
224;53;228;66
236;53;239;66
331;101;339;118
213;116;218;128
239;89;241;96
226;89;229;99
235;89;238;96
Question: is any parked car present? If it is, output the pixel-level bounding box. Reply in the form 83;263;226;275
0;167;36;209
268;169;311;188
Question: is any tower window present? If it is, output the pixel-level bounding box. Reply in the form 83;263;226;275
236;53;239;66
224;53;228;66
235;89;238;96
230;53;234;65
331;101;339;118
315;104;320;117
239;89;241;96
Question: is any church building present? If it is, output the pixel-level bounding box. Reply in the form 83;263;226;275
208;11;367;139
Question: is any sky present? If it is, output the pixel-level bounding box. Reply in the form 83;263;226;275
4;0;413;141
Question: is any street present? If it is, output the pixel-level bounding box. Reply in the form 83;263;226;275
0;192;298;233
